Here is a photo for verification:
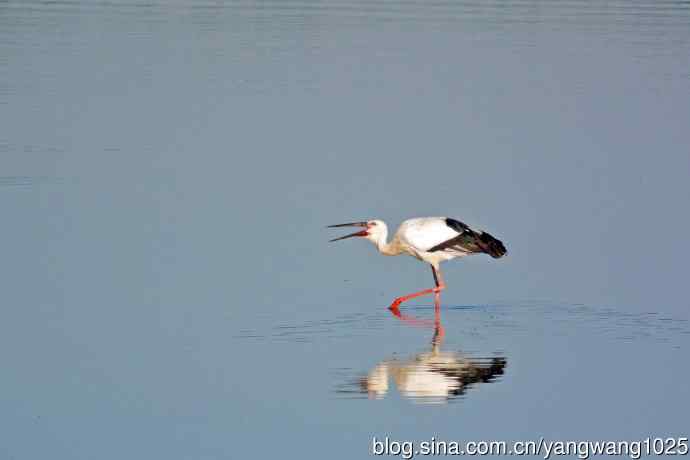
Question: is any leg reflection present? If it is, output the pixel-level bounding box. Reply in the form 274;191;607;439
388;293;444;347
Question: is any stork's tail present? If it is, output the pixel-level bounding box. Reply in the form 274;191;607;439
478;232;507;259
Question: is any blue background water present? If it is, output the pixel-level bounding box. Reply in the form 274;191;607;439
1;1;689;458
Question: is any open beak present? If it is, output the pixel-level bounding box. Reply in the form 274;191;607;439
327;221;369;242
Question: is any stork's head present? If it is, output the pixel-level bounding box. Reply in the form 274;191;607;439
327;219;387;244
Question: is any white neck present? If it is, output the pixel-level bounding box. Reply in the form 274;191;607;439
371;224;402;256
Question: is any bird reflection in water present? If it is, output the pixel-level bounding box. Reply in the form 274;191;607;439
355;296;506;404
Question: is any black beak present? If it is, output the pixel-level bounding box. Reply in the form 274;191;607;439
327;221;369;242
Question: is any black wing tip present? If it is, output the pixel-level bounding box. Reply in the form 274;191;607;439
480;232;507;258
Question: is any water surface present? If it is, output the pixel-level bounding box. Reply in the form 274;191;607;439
2;1;689;458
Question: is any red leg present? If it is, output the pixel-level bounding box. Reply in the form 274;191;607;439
388;265;446;311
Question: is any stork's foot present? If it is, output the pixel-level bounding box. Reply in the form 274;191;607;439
388;298;404;311
388;305;403;318
388;299;403;312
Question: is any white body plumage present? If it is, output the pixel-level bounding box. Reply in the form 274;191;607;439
364;217;496;268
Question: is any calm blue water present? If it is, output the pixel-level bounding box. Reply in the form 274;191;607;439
2;1;689;459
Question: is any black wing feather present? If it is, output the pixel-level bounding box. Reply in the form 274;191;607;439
429;218;507;259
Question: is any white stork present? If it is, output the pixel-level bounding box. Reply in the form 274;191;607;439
328;217;507;310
